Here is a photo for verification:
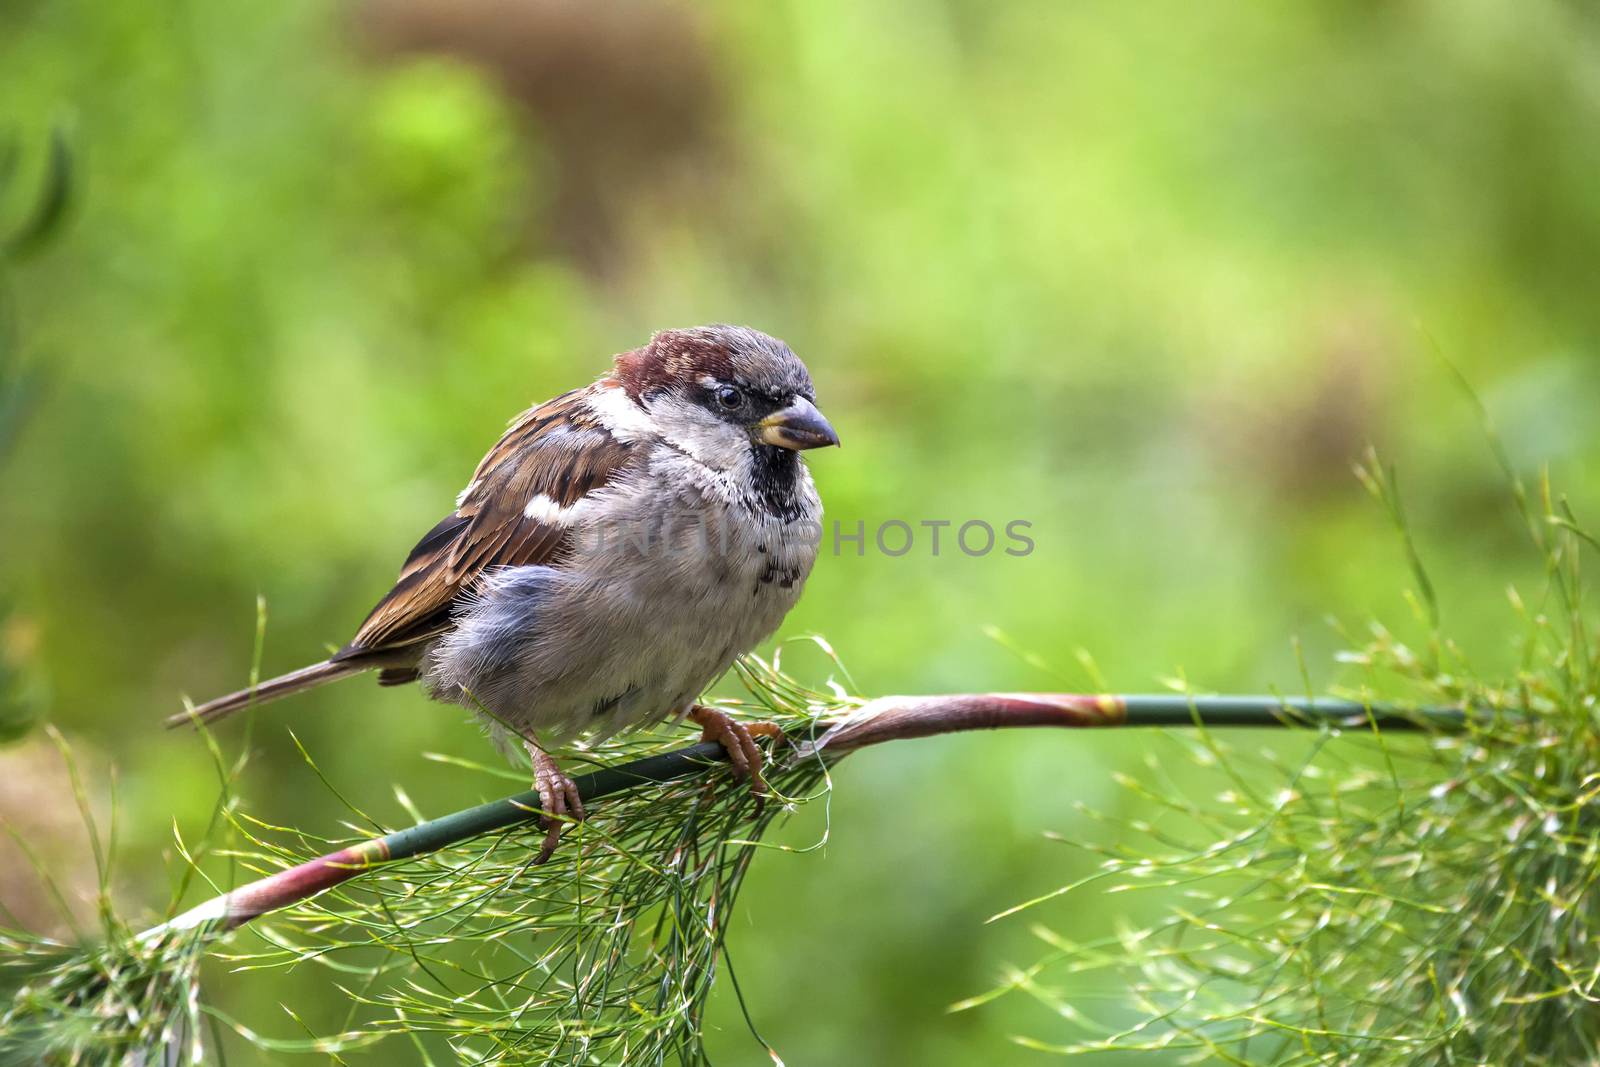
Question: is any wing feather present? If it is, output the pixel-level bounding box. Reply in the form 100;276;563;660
336;386;639;657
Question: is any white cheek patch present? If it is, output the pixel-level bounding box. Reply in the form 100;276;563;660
523;493;581;524
644;394;751;471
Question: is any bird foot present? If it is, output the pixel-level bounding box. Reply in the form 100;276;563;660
688;705;782;803
526;742;585;865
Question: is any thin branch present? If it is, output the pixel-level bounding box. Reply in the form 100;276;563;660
810;692;1463;752
146;692;1462;939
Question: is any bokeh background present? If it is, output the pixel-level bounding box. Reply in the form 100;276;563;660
3;0;1599;1062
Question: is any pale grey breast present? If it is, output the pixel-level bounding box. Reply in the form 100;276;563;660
423;442;822;746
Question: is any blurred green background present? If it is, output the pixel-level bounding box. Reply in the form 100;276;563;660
3;0;1599;1062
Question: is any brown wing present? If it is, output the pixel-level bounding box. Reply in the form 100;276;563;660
335;386;638;658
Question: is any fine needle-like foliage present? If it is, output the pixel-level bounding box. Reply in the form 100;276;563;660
965;449;1600;1064
210;657;839;1064
0;924;209;1067
0;653;845;1066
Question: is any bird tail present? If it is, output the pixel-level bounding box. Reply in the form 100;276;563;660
166;659;369;729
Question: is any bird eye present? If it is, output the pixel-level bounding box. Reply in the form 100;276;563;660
714;385;743;409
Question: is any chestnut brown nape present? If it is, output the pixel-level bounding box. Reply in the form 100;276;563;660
614;330;739;401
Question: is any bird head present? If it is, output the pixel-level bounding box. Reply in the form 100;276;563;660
613;325;839;472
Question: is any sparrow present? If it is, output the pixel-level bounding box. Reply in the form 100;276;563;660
171;325;838;860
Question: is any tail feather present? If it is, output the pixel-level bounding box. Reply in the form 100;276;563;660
167;659;368;729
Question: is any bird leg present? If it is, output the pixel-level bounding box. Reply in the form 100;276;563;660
525;741;585;865
687;705;783;800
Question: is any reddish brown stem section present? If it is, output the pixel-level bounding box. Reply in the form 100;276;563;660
811;693;1126;753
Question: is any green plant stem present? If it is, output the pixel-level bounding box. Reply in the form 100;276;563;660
145;692;1462;939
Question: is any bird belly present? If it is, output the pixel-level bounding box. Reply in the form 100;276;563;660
422;493;819;747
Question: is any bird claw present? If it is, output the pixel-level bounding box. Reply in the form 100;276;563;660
689;705;781;807
527;743;585;865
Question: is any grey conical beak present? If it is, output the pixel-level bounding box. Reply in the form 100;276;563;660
756;396;840;451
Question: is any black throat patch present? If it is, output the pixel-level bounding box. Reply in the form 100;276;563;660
748;444;805;521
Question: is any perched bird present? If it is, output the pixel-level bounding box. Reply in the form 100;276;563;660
171;325;837;860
